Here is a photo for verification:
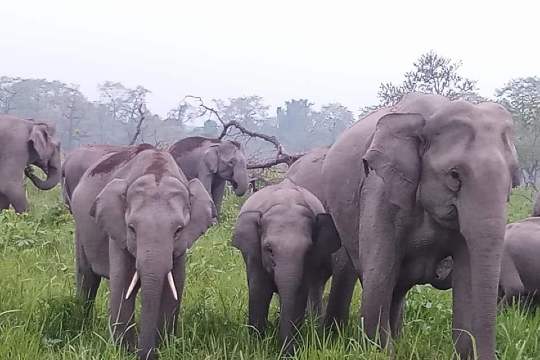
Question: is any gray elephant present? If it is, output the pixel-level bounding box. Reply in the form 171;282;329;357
318;93;519;359
498;217;540;307
286;147;358;327
169;136;249;215
232;179;341;354
532;192;540;217
71;144;216;360
0;115;61;212
61;144;125;210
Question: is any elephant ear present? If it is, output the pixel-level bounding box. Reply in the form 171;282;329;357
175;178;217;257
89;179;128;249
232;211;261;257
362;113;426;210
29;123;52;161
203;145;219;174
312;213;341;259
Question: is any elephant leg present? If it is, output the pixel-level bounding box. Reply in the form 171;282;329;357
108;243;137;349
247;263;274;335
75;242;101;315
389;288;408;338
307;264;331;319
0;193;10;211
211;178;226;219
324;255;357;328
159;255;186;337
2;183;27;213
452;240;474;359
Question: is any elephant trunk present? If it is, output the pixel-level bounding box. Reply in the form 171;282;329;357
27;147;61;190
137;246;174;360
275;262;308;355
232;161;249;196
456;159;509;360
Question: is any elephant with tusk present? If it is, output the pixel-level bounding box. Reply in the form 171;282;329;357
71;144;216;360
0;115;61;212
62;137;249;217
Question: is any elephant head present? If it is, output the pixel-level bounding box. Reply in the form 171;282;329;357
233;189;340;353
90;175;215;359
362;100;519;358
201;140;248;196
25;122;61;190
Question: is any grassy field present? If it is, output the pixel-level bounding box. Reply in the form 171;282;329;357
1;185;540;360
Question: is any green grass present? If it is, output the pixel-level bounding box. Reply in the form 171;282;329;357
0;186;539;359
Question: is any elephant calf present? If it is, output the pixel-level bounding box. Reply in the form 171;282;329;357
71;144;216;360
232;179;341;354
499;217;540;306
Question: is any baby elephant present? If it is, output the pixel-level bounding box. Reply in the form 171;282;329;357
232;179;341;354
499;217;540;306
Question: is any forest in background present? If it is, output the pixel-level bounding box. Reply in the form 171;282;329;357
1;51;538;183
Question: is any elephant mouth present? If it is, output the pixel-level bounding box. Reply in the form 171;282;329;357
230;180;238;189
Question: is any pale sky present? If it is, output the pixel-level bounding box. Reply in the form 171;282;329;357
1;0;538;117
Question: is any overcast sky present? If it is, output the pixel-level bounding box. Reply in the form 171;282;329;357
1;0;538;117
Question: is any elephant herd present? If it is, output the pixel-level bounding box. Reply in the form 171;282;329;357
2;92;540;360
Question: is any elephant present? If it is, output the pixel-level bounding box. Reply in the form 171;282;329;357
61;144;126;210
497;217;540;307
532;192;540;217
169;136;249;215
232;179;341;354
286;147;358;327
0;115;61;212
70;144;216;360
317;93;520;359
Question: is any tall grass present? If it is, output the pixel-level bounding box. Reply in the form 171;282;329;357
0;186;538;359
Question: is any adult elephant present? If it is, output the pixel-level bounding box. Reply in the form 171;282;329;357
169;136;249;214
71;144;216;360
62;145;125;210
321;93;520;359
0;115;61;212
286;147;358;327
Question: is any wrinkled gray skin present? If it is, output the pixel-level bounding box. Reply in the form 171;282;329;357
287;147;453;327
62;144;126;211
169;137;249;215
232;179;341;355
0;115;61;213
498;217;540;307
321;93;520;359
286;147;358;327
71;145;216;360
532;192;540;217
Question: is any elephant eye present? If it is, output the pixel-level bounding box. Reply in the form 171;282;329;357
174;225;184;237
263;243;273;255
128;224;136;234
446;168;461;192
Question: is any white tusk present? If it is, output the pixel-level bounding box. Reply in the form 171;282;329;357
167;272;178;301
125;272;139;300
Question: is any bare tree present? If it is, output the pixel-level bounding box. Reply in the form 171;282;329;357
184;95;304;169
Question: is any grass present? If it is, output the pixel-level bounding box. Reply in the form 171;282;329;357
0;185;539;359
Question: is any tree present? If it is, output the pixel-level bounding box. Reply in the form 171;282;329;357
496;77;540;186
215;96;269;130
277;99;313;151
98;81;150;144
311;103;354;144
377;51;481;106
0;76;21;113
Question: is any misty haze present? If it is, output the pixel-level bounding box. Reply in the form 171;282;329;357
0;1;539;359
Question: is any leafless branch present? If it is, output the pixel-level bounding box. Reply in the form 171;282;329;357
185;95;304;168
129;103;146;145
